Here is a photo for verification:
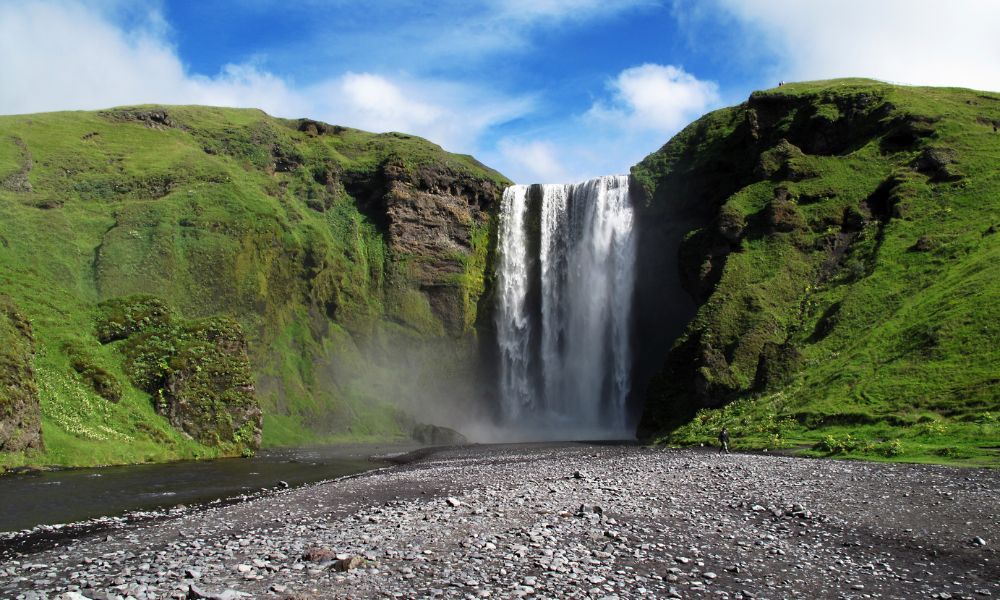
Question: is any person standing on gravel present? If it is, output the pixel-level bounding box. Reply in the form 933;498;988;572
718;428;730;454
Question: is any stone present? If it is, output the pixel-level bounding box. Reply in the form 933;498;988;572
302;547;335;562
187;585;250;600
334;556;365;572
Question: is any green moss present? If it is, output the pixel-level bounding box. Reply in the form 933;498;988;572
96;295;173;343
0;296;42;453
107;303;260;454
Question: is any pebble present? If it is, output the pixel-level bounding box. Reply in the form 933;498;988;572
1;446;998;599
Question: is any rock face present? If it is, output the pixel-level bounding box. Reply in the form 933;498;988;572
0;296;42;452
347;159;503;335
632;79;1000;441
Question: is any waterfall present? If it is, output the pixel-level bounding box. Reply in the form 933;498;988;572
494;175;636;438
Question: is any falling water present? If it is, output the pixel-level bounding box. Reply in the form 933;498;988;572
495;175;636;438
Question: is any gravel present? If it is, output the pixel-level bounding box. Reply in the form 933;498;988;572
1;443;998;599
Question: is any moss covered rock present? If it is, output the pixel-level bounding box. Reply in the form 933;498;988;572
96;295;172;343
0;296;42;452
161;317;260;451
101;296;262;454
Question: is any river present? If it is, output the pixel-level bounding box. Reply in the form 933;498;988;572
0;443;415;532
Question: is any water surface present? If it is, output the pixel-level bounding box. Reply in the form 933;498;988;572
0;443;412;532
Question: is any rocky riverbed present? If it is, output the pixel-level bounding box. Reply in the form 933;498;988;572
1;444;998;599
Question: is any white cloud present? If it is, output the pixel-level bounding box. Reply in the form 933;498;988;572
0;1;530;154
492;0;655;24
0;2;306;115
493;64;720;184
585;64;720;132
308;74;533;153
711;0;1000;92
495;138;573;184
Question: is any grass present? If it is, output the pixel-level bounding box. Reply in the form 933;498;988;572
0;105;507;468
636;79;1000;466
666;391;999;467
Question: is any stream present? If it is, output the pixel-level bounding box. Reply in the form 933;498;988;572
0;443;415;532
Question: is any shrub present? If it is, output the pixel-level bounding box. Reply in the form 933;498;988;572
871;439;903;457
814;433;861;454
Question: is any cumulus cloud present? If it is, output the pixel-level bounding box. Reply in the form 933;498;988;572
0;1;529;153
308;74;533;152
493;64;720;183
494;138;573;184
585;64;720;132
710;0;1000;91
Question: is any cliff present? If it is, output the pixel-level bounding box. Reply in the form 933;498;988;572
633;79;1000;464
0;106;507;467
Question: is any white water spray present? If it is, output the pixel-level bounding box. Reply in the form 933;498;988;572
494;175;636;438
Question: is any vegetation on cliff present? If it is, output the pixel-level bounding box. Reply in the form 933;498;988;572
0;105;507;468
0;296;42;454
635;79;1000;465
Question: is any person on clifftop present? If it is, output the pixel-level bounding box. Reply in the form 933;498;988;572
718;427;730;454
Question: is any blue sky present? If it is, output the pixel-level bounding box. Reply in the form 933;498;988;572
2;1;999;182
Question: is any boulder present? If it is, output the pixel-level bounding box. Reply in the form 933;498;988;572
411;423;468;446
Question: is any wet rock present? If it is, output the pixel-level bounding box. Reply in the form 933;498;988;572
411;423;468;446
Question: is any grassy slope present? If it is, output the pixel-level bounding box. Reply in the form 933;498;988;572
635;80;1000;466
0;106;507;468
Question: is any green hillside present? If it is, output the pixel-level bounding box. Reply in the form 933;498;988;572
635;79;1000;465
0;106;507;468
